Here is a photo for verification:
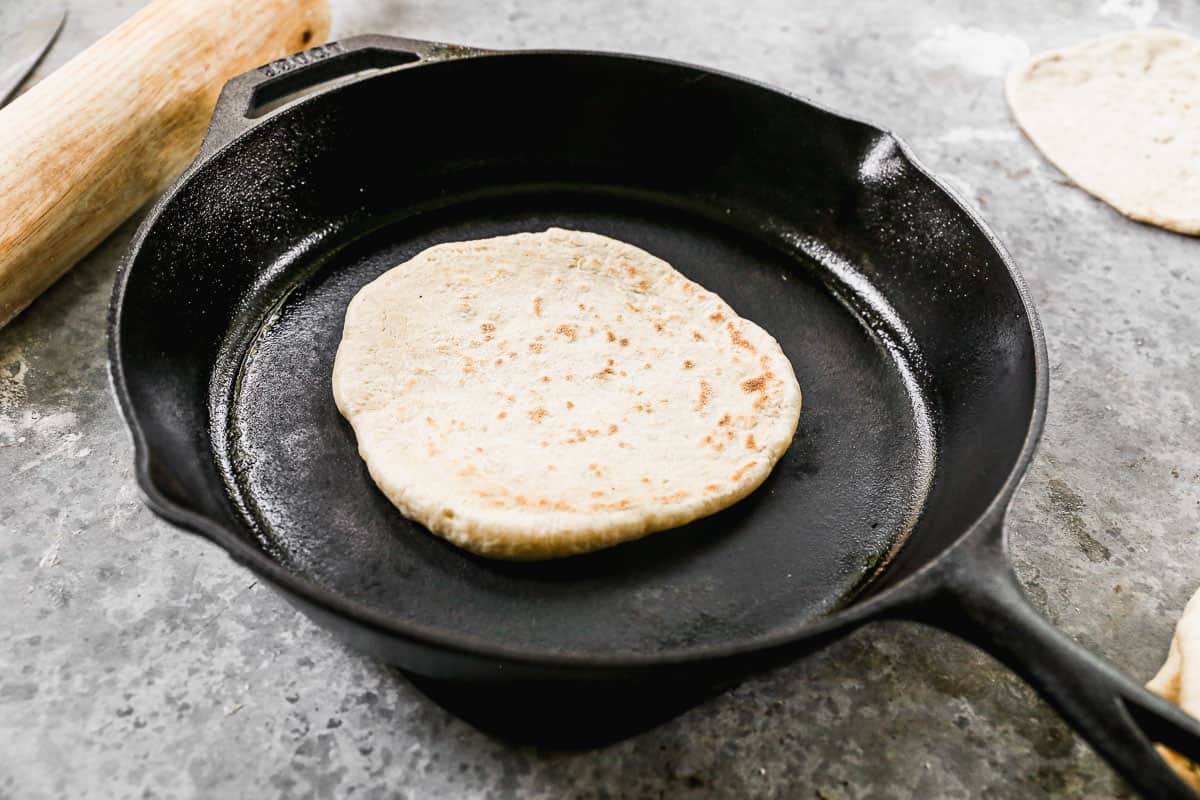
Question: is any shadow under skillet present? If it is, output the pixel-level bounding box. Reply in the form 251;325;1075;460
404;669;736;748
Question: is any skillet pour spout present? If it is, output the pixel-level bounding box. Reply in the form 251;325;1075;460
108;34;1200;797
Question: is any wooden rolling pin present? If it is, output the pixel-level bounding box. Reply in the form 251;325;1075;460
0;0;331;328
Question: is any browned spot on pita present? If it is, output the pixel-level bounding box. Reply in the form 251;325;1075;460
638;278;652;291
683;360;695;369
528;407;548;423
606;330;617;343
475;447;485;454
591;499;632;511
462;360;476;375
718;413;732;427
565;427;600;444
608;424;619;435
566;400;575;409
494;358;503;366
697;380;713;411
480;322;496;340
727;322;756;352
507;351;518;359
705;483;721;493
692;330;704;341
641;477;653;484
618;441;630;448
497;411;508;419
592;490;605;497
553;500;574;512
654;491;689;503
457;464;479;477
528;341;544;353
731;461;757;481
541;375;551;383
533;297;543;317
746;434;759;450
654;321;665;333
556;324;579;342
578;303;587;311
425;416;435;425
619;337;629;346
709;311;725;323
742;375;767;393
625;302;642;314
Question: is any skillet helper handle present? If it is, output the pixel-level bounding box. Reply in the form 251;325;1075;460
0;0;330;329
903;528;1200;799
200;35;493;156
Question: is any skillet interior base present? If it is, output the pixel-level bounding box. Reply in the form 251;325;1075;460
216;189;934;659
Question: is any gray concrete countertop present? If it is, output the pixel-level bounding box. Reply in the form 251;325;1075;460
3;1;1198;797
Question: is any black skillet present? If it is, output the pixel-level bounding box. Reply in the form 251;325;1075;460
108;35;1200;797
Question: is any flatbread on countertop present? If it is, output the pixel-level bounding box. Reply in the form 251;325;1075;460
1007;29;1200;234
1148;586;1200;790
332;228;802;560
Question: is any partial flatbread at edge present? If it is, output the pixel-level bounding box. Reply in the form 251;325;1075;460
1148;586;1200;790
333;228;802;560
1007;29;1200;234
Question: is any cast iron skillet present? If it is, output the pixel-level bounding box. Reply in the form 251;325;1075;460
109;35;1200;797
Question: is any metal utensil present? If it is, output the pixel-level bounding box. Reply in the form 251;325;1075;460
0;7;67;107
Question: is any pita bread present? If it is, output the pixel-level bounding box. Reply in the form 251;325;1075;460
332;228;801;559
1006;29;1200;234
1148;586;1200;789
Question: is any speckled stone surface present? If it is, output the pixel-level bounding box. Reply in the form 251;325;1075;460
2;0;1199;797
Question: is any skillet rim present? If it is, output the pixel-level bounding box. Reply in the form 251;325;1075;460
107;47;1050;672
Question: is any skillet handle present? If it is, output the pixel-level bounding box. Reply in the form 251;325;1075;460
198;34;496;157
898;524;1200;799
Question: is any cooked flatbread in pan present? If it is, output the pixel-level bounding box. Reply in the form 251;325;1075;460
333;228;802;559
